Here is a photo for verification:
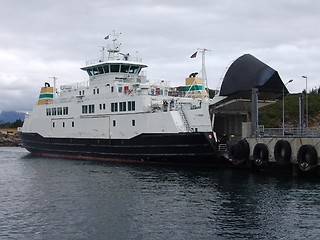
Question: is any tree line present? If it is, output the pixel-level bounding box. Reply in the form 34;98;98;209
0;119;24;128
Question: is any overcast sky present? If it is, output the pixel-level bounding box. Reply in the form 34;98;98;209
1;0;319;112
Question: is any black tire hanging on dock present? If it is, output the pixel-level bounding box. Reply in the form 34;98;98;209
229;144;242;160
297;144;318;172
238;139;250;160
274;140;292;164
228;139;250;165
253;143;269;166
228;143;244;165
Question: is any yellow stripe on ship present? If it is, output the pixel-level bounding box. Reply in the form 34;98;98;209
40;86;53;94
38;86;54;105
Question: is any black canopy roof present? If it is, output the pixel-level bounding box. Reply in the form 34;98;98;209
219;54;287;99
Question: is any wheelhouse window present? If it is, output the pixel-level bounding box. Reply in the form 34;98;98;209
86;67;107;76
129;65;140;74
120;65;130;73
110;65;120;72
87;70;93;76
92;68;99;75
98;66;104;74
103;65;109;73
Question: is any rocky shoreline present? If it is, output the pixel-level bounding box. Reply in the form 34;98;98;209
0;136;21;147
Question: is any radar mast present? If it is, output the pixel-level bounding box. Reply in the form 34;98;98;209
105;30;122;60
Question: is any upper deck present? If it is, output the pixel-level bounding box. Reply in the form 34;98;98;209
37;32;210;107
80;31;148;85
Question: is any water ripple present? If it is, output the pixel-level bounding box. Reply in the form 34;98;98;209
0;147;320;239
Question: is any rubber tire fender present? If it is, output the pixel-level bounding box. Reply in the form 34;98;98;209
238;139;250;160
297;144;318;172
253;143;269;166
274;140;292;164
228;143;242;161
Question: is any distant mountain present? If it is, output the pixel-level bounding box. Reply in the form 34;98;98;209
0;111;25;123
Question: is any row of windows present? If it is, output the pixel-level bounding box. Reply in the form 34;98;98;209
77;87;121;97
86;64;141;76
77;86;136;97
46;107;69;116
79;88;100;95
52;121;74;128
47;101;136;117
82;104;95;114
81;101;136;114
52;120;135;128
111;101;135;112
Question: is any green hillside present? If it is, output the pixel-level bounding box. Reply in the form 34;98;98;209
259;91;320;128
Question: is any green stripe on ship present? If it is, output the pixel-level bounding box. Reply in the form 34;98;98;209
39;93;54;99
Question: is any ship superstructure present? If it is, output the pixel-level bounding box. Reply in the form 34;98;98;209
20;32;218;164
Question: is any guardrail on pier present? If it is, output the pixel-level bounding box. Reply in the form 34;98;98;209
257;126;320;138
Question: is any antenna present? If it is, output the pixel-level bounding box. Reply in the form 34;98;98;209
198;48;211;93
105;30;122;60
49;76;58;97
98;45;107;62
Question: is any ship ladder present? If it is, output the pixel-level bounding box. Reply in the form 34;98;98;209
178;104;192;132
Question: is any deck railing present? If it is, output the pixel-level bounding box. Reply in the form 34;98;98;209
257;126;320;138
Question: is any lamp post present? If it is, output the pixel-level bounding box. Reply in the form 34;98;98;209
302;75;308;132
282;79;293;137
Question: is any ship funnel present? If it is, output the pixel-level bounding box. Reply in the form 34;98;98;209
38;84;53;105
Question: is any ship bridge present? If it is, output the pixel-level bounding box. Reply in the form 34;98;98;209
80;60;148;85
81;31;148;85
81;61;147;77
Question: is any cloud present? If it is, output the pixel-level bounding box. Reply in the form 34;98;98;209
1;0;320;111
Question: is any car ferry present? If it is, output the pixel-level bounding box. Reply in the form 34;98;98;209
19;32;220;165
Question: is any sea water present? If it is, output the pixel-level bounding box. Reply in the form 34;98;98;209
1;147;320;240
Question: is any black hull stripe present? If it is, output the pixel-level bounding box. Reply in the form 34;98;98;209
20;132;218;164
22;139;208;148
24;145;214;157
